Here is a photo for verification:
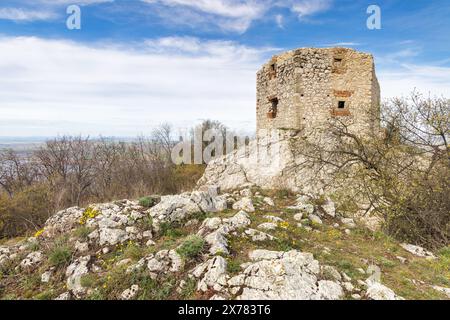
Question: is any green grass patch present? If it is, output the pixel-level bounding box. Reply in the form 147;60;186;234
176;236;205;259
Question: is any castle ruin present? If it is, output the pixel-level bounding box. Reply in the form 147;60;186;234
256;48;380;137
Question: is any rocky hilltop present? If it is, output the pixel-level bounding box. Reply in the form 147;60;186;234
0;185;448;300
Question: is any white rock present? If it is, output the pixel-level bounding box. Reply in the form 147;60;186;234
293;213;304;221
263;197;275;206
66;255;91;298
191;256;228;293
257;222;278;231
19;251;43;270
99;228;128;246
341;218;356;228
317;280;344;300
342;282;355;292
309;214;323;225
54;292;71;300
116;258;132;267
244;229;276;242
142;230;153;238
240;189;252;197
321;198;336;217
146;250;184;277
365;280;403;300
400;243;436;259
432;286;450;298
263;215;284;223
41;271;52;283
232;197;255;212
120;285;139;300
232;250;342;300
75;241;89;253
366;265;381;283
146;240;156;247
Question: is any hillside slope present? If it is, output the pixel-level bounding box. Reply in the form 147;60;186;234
0;187;449;300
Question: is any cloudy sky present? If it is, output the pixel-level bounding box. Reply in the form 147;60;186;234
0;0;449;137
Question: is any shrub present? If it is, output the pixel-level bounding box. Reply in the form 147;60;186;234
73;226;93;241
176;236;205;259
138;196;155;208
49;245;72;267
160;222;186;239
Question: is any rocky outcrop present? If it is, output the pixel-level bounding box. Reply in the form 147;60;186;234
66;256;91;298
197;131;329;193
231;250;344;300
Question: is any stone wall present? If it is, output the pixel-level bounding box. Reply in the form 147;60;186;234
256;48;380;138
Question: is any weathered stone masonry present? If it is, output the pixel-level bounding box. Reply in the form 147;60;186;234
256;47;380;137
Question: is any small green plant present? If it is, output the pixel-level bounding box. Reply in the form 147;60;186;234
226;259;241;274
139;215;153;230
176;236;205;259
49;245;72;267
33;290;54;300
27;241;40;252
160;222;186;239
123;241;144;260
80;274;98;288
179;277;197;300
73;226;92;241
275;189;291;198
139;196;155;208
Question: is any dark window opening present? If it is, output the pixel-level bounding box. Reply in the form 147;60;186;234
338;101;346;109
267;97;278;119
269;63;277;79
334;58;342;63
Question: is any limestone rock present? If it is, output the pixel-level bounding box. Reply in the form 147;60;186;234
99;228;127;246
146;250;184;278
41;271;52;283
322;199;336;217
191;256;228;293
54;292;71;300
120;285;139;300
244;229;276;242
432;286;450;298
230;250;343;300
341;218;356;229
309;214;323;225
232;197;255;212
400;244;436;259
19;251;43;270
365;280;403;300
263;197;275;206
66;256;91;298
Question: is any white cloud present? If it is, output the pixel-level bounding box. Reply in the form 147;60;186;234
0;0;114;22
141;0;334;33
379;64;450;99
0;8;57;22
0;36;276;137
289;0;333;18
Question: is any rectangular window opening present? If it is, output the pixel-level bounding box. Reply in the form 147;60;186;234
268;97;279;119
269;63;277;79
338;101;346;109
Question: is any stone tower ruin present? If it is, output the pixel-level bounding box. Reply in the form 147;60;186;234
256;48;380;137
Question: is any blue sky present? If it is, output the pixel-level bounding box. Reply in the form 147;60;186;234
0;0;449;137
